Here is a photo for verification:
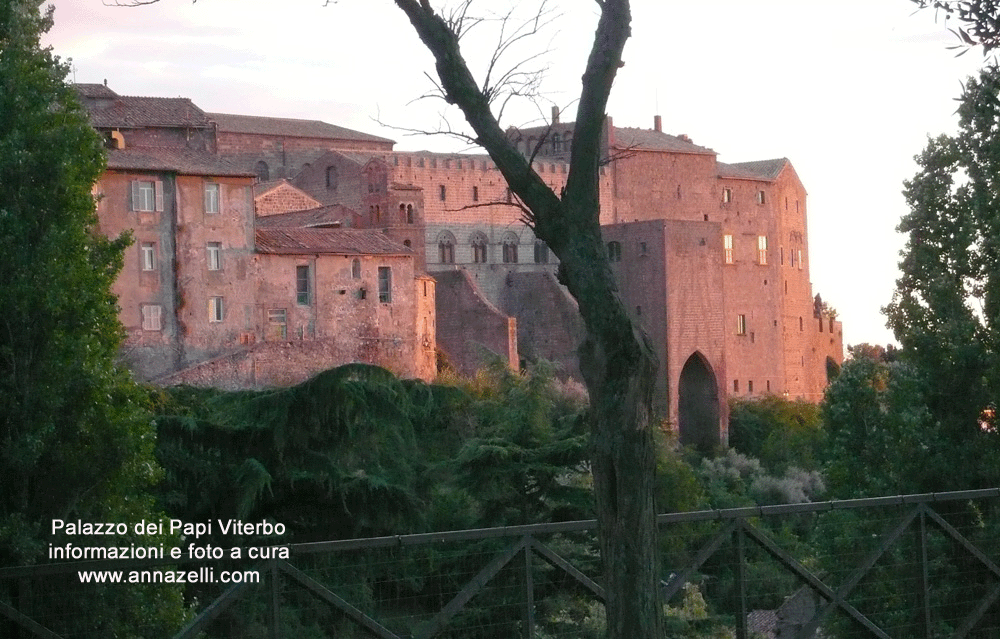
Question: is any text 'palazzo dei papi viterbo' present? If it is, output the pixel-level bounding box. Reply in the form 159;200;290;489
76;82;843;450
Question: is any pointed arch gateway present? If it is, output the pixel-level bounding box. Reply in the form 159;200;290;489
678;351;721;451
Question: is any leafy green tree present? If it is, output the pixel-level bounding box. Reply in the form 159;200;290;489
727;396;824;473
0;1;184;636
884;66;1000;489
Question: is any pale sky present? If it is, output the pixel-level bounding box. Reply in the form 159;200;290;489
43;0;987;349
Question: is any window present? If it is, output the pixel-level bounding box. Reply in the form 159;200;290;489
267;308;287;340
723;187;732;203
406;204;414;224
748;380;754;393
723;234;733;264
378;266;392;303
204;182;220;214
797;249;803;270
472;186;479;202
757;235;767;265
130;180;162;212
141;304;162;331
472;234;488;264
756;190;766;205
737;314;747;335
296;265;311;305
206;242;222;271
326;166;338;190
534;240;549;264
140;242;156;271
438;233;455;264
799;316;804;331
733;379;739;393
502;236;518;263
439;184;446;201
255;161;270;181
352;258;361;279
506;188;513;204
780;246;785;266
639;242;648;255
208;296;224;323
607;241;622;262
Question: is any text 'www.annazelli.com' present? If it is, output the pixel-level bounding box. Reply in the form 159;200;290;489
77;568;259;584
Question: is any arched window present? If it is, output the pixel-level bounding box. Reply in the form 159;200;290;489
351;258;361;279
534;240;549;264
607;241;622;262
437;231;456;264
471;232;488;264
325;165;338;190
552;133;561;153
406;204;414;224
502;232;519;263
254;160;270;182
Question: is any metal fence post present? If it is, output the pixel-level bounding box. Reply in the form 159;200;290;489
735;521;748;639
915;507;931;638
524;536;535;639
269;558;280;639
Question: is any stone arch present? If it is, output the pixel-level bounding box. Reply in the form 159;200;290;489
254;160;270;182
470;231;489;264
678;351;721;452
501;231;519;263
437;230;456;264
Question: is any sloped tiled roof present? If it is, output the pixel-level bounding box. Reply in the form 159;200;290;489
255;204;357;228
209;112;393;145
612;127;715;155
718;158;788;181
76;83;119;99
255;227;411;256
85;96;212;129
106;148;254;177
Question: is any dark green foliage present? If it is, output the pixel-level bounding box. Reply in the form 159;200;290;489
885;66;1000;467
0;2;185;635
152;362;593;638
728;396;823;473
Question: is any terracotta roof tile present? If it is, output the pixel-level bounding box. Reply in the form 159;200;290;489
255;227;411;256
75;83;119;99
718;158;788;181
612;127;715;155
255;204;358;228
106;148;254;177
208;112;394;145
85;96;212;129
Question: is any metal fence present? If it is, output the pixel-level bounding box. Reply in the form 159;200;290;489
3;488;1000;638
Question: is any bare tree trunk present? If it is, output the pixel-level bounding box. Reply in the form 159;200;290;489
391;1;663;637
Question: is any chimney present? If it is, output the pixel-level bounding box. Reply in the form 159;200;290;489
552;106;560;125
653;115;662;132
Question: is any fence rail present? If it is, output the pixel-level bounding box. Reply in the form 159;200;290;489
3;488;1000;638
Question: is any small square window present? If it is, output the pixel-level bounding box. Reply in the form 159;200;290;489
267;308;287;340
132;180;159;212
